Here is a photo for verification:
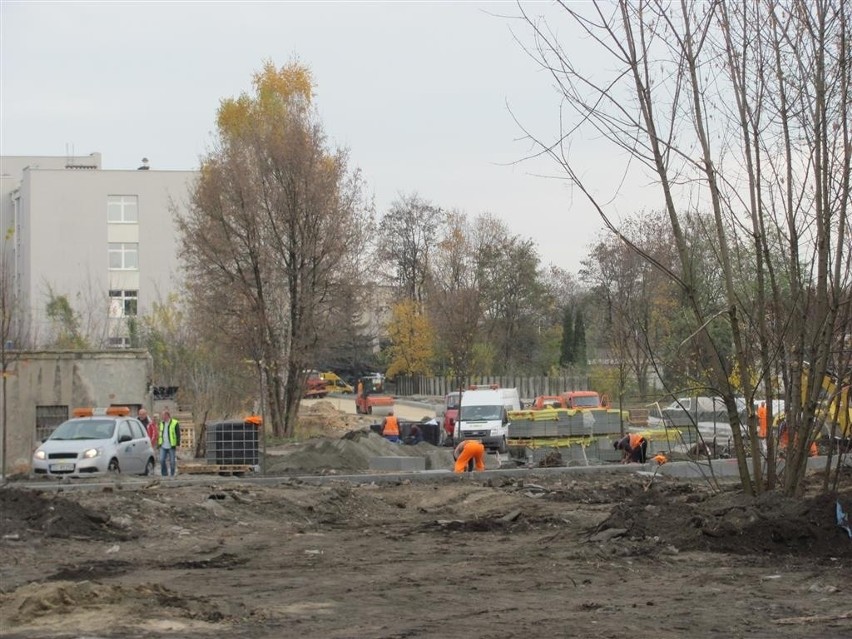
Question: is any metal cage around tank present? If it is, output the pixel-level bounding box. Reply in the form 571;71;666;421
205;420;261;466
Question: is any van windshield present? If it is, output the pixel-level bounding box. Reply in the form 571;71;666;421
460;405;502;421
572;396;600;407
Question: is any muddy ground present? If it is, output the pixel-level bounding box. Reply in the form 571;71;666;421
1;402;851;639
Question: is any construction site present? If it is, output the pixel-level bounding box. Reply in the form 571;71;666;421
1;394;851;639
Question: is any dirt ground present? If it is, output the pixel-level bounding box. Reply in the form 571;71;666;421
2;401;851;639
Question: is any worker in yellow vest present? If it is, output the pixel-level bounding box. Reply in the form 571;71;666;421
158;409;181;477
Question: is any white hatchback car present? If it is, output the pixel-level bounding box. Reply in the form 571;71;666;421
32;410;156;477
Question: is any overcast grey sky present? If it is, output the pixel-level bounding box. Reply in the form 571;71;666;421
1;1;659;274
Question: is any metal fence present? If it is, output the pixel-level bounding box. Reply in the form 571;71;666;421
392;375;590;399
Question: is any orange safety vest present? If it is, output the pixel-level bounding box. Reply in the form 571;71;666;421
628;433;645;449
382;415;400;436
757;404;768;438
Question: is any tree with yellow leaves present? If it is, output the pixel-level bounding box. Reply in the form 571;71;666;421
386;300;435;377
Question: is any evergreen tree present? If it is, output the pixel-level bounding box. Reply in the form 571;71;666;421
559;304;574;367
573;307;587;367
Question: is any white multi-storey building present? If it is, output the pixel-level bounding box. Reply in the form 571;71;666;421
0;153;197;348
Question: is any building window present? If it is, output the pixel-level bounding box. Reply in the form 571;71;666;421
109;290;138;317
108;243;139;270
36;405;68;442
107;195;138;223
108;336;131;349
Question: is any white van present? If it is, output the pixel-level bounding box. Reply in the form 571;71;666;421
455;387;521;453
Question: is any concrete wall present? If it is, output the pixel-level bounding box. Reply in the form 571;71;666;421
1;349;153;475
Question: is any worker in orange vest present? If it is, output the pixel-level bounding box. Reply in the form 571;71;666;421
778;417;819;457
757;401;768;438
614;433;647;463
381;410;401;443
453;439;486;473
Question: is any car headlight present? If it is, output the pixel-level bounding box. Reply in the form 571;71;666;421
83;448;102;459
34;450;46;460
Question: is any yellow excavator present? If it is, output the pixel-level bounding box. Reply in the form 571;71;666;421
812;368;851;437
780;364;852;439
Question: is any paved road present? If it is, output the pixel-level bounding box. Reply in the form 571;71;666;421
302;396;437;421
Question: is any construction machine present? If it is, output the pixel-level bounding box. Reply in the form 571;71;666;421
798;364;852;440
355;375;394;416
303;370;328;399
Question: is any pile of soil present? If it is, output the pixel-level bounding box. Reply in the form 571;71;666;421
296;400;374;435
588;476;852;558
6;580;227;626
0;487;133;542
265;430;453;475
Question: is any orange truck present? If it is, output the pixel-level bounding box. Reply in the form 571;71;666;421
530;391;608;411
560;390;608;410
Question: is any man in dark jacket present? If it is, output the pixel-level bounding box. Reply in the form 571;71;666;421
614;433;647;464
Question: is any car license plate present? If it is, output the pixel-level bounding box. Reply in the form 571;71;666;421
50;463;75;472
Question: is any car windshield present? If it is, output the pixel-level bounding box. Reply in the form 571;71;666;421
460;405;502;421
446;394;461;409
49;419;116;440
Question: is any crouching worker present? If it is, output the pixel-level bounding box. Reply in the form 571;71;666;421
404;422;423;445
614;433;647;464
453;439;486;473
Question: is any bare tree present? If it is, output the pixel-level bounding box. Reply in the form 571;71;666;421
517;0;851;495
428;211;483;382
178;61;372;437
582;212;676;399
379;193;444;304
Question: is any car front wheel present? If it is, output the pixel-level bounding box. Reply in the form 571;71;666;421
108;458;120;473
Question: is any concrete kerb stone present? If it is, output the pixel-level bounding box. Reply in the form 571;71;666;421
26;454;833;493
369;456;427;472
654;454;831;479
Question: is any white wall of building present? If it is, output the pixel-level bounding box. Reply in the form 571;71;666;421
0;153;197;347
